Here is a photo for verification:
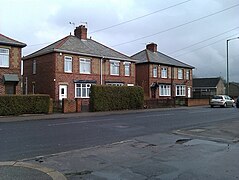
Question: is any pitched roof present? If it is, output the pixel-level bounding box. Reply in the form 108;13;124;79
23;35;134;61
193;77;224;88
131;49;194;69
0;33;26;47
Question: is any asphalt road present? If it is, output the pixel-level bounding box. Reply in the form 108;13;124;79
1;106;239;161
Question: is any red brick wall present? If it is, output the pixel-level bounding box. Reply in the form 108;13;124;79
136;63;149;97
24;52;136;101
136;63;193;99
23;53;56;98
0;46;22;94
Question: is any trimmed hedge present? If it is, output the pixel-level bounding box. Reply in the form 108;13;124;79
0;95;50;116
89;85;144;112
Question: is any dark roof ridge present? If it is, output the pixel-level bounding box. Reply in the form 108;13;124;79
88;38;132;60
0;33;26;47
156;50;194;68
55;35;71;49
23;35;71;59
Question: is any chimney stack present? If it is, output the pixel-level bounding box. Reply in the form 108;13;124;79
74;25;87;40
146;43;157;52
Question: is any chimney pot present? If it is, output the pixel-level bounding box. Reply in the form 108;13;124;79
146;43;157;52
74;25;87;40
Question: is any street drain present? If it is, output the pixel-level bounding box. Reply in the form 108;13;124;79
65;170;93;176
176;138;192;144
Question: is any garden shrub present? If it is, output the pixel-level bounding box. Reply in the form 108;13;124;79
89;85;144;112
0;94;50;116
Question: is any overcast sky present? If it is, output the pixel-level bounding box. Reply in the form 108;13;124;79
1;0;238;81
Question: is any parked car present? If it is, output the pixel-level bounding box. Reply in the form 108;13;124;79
210;95;235;108
236;96;239;108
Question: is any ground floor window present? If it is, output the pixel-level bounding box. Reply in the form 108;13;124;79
159;85;171;96
5;83;16;94
106;83;124;86
176;85;186;96
75;83;91;98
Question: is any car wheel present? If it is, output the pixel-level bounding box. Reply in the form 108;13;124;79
223;103;227;108
211;105;214;108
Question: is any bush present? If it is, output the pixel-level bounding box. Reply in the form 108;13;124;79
0;94;50;116
89;85;144;112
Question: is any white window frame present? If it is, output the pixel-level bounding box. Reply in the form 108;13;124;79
161;67;167;78
80;58;91;74
178;68;183;79
176;85;186;96
110;60;120;76
124;62;131;76
186;70;190;80
153;66;157;78
106;82;124;86
75;83;91;98
64;56;72;73
0;48;9;68
159;85;171;96
32;60;36;74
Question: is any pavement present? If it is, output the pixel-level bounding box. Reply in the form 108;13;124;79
1;107;239;179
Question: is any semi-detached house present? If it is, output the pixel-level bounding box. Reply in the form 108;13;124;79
132;43;194;99
23;25;135;102
0;34;26;95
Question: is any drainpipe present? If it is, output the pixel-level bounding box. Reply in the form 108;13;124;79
100;57;104;85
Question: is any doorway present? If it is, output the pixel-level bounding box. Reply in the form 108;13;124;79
59;85;67;100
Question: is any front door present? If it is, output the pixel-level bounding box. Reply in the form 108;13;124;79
59;85;67;100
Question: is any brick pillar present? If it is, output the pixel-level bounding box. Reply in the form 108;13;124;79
62;98;68;113
76;98;82;113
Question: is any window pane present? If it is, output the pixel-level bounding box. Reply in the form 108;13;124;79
64;57;72;72
178;69;183;79
153;66;157;77
110;61;119;75
0;48;9;67
161;68;167;78
80;59;91;74
125;64;130;76
75;83;91;98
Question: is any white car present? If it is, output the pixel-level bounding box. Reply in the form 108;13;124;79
210;95;235;108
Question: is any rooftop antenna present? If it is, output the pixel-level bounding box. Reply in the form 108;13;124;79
81;22;88;27
69;22;75;35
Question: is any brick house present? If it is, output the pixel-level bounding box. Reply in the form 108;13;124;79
132;43;194;99
22;25;135;101
0;34;26;94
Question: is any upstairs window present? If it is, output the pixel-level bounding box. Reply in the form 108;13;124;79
186;70;190;80
161;67;167;78
0;48;9;68
80;58;91;74
32;60;36;74
124;62;131;76
153;66;157;77
64;56;72;73
110;60;120;76
178;68;183;79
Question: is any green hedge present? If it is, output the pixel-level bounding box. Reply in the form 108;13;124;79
89;85;144;112
0;95;50;116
